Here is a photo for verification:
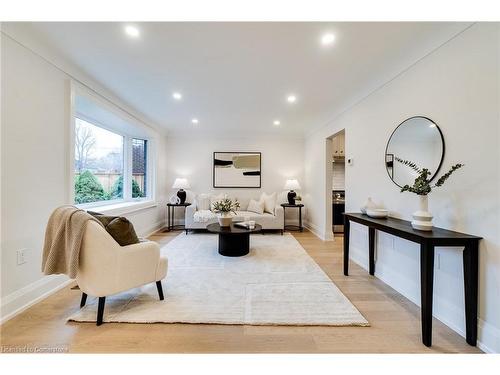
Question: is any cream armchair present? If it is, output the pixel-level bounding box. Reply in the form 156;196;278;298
77;221;168;325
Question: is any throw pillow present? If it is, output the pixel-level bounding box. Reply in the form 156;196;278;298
87;211;140;246
197;194;211;211
260;192;277;214
247;199;264;215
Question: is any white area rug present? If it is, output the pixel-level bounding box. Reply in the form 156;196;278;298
68;233;368;326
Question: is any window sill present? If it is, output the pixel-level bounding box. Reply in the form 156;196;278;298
81;200;158;216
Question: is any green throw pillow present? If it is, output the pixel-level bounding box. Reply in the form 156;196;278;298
87;211;140;246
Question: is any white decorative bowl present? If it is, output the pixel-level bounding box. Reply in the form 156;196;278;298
366;208;389;218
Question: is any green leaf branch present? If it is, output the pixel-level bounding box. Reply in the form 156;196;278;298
395;158;464;196
212;198;241;214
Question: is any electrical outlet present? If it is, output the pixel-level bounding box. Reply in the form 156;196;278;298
17;249;28;265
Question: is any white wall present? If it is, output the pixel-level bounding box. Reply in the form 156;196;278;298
0;31;168;322
304;23;500;352
165;135;305;224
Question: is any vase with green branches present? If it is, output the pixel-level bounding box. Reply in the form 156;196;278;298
396;157;464;230
212;197;241;227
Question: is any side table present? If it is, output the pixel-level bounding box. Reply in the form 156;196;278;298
281;203;304;232
165;203;191;232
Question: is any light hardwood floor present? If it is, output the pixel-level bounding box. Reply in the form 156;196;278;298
0;229;481;353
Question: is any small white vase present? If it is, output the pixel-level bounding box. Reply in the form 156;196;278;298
218;213;232;227
411;195;433;231
361;197;377;214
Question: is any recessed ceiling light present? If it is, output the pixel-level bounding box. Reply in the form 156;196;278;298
191;118;199;124
321;33;335;46
273;120;281;126
124;25;140;38
287;95;297;103
172;92;182;100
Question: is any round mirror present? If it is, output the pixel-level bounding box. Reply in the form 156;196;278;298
385;116;444;187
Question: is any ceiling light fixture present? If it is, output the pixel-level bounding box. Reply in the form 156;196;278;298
273;120;281;126
321;33;335;46
192;118;199;124
124;25;140;38
287;95;297;103
172;92;182;100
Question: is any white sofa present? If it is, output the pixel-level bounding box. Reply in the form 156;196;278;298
185;195;284;232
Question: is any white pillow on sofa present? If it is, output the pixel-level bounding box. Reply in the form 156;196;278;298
260;192;277;215
197;194;211;211
247;199;264;215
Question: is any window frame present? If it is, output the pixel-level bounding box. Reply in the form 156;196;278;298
131;137;149;200
69;82;156;211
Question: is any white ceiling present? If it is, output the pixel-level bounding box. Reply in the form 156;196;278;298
18;22;470;136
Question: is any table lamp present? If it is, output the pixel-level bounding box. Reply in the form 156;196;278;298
284;179;301;205
172;178;190;204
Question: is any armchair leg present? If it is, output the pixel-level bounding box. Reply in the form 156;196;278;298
96;297;106;326
80;292;87;308
156;281;165;301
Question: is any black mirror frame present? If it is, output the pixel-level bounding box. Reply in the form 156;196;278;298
385;115;445;188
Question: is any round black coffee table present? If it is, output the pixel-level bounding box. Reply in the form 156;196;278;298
206;223;262;257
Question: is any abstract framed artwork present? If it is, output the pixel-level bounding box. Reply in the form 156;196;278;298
213;152;261;188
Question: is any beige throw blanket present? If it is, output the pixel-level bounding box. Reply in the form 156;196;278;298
42;206;102;278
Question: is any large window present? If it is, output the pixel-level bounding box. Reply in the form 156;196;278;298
73;117;150;206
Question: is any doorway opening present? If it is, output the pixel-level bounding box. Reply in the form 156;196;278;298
326;130;345;240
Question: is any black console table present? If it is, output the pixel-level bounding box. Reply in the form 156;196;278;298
343;213;481;347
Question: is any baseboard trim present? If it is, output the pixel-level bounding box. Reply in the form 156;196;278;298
140;220;166;238
477;318;500;353
0;275;73;325
349;252;499;353
304;221;333;241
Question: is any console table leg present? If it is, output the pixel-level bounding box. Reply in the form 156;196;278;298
420;242;435;347
463;241;479;346
369;227;376;276
343;217;350;276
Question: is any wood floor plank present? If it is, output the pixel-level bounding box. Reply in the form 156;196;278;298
0;229;481;353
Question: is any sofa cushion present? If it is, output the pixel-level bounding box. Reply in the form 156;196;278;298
247;199;264;214
260;192;277;214
193;209;217;223
235;211;278;228
197;193;211;211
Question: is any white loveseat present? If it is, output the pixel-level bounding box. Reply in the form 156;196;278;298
185;194;284;232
